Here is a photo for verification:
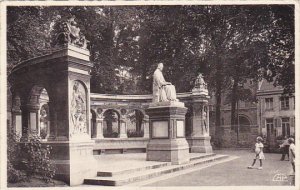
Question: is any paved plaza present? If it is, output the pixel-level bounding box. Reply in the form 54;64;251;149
141;150;293;186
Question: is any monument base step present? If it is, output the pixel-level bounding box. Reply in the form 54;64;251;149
84;153;228;186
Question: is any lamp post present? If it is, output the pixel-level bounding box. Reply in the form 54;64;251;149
237;99;239;146
236;83;243;146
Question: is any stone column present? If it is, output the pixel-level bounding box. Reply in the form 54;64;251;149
11;95;22;137
47;101;57;140
42;45;96;186
146;101;190;165
186;74;213;153
27;104;40;137
19;103;30;141
187;95;213;153
95;118;104;139
143;116;150;138
119;118;128;138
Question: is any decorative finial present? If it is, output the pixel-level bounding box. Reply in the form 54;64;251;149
192;73;208;95
51;16;89;49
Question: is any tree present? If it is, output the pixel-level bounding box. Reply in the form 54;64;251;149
7;6;294;144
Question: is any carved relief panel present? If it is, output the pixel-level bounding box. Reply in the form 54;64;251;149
70;81;88;136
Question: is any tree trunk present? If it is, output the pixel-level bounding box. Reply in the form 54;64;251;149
214;62;223;146
215;84;222;138
230;79;238;131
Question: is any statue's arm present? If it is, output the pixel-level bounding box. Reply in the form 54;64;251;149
155;71;171;86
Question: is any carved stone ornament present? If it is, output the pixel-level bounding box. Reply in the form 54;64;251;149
70;81;87;135
51;16;89;49
97;108;103;115
192;73;208;95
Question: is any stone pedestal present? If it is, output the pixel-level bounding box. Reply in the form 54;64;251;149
187;136;212;153
146;102;190;165
9;44;97;186
187;89;213;153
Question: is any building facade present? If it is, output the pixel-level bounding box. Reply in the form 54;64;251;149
257;80;295;151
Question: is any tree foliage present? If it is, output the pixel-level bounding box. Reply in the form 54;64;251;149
7;5;295;142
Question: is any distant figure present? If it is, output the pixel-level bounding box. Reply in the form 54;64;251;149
279;136;290;161
152;63;178;102
248;136;265;170
288;138;295;173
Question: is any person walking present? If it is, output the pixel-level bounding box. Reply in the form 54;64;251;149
280;136;290;161
248;136;265;170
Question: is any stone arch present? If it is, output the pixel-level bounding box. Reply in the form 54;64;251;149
25;85;51;139
103;109;120;138
127;109;145;137
134;109;144;132
237;114;252;132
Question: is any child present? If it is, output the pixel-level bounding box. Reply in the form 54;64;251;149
248;136;265;170
288;138;295;173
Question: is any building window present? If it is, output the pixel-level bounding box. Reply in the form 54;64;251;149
265;98;273;110
281;118;290;137
266;118;274;140
266;119;273;129
280;97;289;110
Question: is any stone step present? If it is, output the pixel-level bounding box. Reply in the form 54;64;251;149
97;162;171;177
84;154;228;186
97;153;216;177
190;153;216;161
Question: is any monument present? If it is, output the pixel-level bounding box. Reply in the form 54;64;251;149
9;16;96;186
187;73;213;153
146;63;190;164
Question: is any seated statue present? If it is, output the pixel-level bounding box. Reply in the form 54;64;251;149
153;63;178;102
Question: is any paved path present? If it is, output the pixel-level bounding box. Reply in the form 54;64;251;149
145;150;294;186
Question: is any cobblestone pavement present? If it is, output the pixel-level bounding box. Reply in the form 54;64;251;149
146;149;294;186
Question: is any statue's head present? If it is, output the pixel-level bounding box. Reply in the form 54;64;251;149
157;63;164;71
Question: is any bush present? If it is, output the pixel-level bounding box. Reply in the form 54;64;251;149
7;129;27;183
7;161;27;183
20;135;56;182
7;129;56;184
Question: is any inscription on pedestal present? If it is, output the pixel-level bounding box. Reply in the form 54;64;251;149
152;121;168;138
176;120;185;137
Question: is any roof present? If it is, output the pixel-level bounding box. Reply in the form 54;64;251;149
258;79;283;91
257;79;283;96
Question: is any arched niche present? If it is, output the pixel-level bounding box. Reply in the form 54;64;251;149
27;85;50;139
103;109;120;138
236;115;251;132
127;109;145;138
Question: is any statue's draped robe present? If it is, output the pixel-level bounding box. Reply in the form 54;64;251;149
153;69;177;102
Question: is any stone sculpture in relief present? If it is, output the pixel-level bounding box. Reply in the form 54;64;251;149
192;73;208;95
202;106;208;134
71;81;87;135
51;16;89;49
152;63;178;103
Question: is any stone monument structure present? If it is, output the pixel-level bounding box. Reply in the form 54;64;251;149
146;63;190;164
187;73;212;153
9;16;96;186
